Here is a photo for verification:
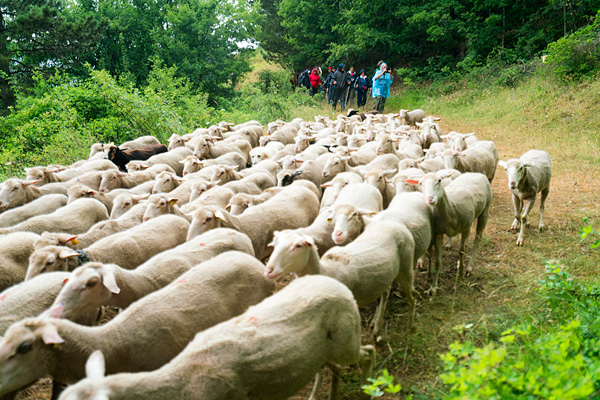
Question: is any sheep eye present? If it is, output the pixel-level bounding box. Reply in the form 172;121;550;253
11;187;18;191
47;259;55;265
125;202;131;206
16;342;32;355
295;243;303;248
86;280;98;288
205;216;213;223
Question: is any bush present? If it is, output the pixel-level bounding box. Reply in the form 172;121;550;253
546;12;600;81
0;65;218;179
440;260;600;399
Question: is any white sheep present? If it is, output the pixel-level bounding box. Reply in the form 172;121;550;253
98;169;156;193
0;232;40;291
0;179;70;211
363;168;397;208
0;251;274;397
265;213;417;333
498;150;552;246
109;193;148;219
146;146;193;176
26;215;189;280
0;198;108;236
193;136;251;165
0;272;100;335
0;194;67;228
441;144;498;182
187;185;320;260
66;185;112;213
119;136;161;151
320;172;363;209
398;109;426;126
58;275;374;400
142;193;191;222
328;182;383;246
408;172;492;293
180;152;246;176
49;229;255;320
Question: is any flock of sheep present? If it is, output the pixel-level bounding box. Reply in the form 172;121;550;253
0;108;552;400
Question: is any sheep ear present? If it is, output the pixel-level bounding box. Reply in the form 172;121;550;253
214;209;227;223
358;169;367;177
437;170;456;179
59;235;78;245
415;122;423;127
208;180;220;188
86;350;106;379
498;160;507;168
87;189;97;195
340;156;351;162
405;179;420;185
225;203;232;211
383;169;397;177
357;209;378;217
292;171;303;177
58;249;80;259
23;180;40;186
40;323;64;345
101;267;121;294
168;197;179;205
226;165;238;171
43;302;64;319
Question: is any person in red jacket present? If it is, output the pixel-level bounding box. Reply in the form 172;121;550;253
309;68;321;96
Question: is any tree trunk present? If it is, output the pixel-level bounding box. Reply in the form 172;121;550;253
0;10;16;112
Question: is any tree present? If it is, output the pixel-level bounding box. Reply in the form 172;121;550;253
0;0;102;111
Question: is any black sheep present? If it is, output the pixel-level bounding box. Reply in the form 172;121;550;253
106;143;168;171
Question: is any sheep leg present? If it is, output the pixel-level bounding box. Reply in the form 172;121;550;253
326;363;342;400
539;188;549;230
517;197;536;246
371;288;391;337
428;234;444;296
457;229;470;277
308;371;323;400
466;208;489;276
444;235;452;251
511;194;522;230
358;345;376;400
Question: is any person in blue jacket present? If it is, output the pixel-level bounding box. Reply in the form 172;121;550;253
372;62;393;113
354;69;371;108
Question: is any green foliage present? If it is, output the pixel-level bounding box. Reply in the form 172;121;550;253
257;0;599;75
0;64;216;179
440;260;600;399
579;217;600;249
362;369;404;398
546;11;600;81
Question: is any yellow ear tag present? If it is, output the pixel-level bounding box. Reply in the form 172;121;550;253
71;239;79;245
170;200;177;205
53;343;61;349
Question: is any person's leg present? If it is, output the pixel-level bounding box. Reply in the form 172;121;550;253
376;96;383;112
380;96;387;112
341;97;346;112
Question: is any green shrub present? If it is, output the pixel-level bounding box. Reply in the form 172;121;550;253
546;12;600;81
440;261;600;399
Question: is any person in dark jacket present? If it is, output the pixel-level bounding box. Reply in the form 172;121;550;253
298;67;311;93
325;66;336;103
355;69;371;108
331;63;349;112
346;66;357;104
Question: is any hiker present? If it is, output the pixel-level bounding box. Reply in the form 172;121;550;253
309;68;321;96
325;66;336;103
331;63;349;112
355;69;371;108
346;66;357;104
372;62;393;113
